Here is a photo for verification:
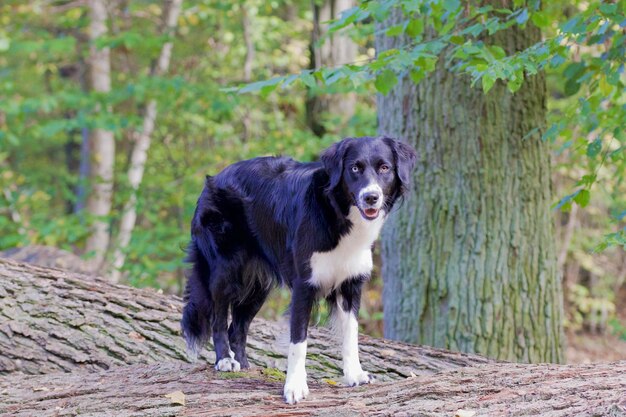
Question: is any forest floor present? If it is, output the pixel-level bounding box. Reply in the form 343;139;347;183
567;331;626;363
567;300;626;363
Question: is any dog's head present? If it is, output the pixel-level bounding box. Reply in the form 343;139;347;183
321;136;417;220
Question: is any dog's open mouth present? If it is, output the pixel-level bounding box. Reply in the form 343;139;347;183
361;208;380;220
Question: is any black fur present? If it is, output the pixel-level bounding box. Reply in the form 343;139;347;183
181;136;416;368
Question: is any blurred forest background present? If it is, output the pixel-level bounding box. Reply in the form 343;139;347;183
1;0;625;363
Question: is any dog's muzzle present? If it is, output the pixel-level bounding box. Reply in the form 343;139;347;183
357;184;383;220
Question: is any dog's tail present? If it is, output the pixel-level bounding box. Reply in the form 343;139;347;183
181;239;213;360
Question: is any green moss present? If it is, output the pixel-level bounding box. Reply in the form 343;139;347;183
261;367;285;382
216;371;248;379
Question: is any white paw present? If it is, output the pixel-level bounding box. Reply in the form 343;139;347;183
215;357;241;372
283;374;309;404
344;369;374;387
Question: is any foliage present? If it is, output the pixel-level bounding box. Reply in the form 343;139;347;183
237;0;626;249
567;283;616;332
0;0;624;342
0;0;374;289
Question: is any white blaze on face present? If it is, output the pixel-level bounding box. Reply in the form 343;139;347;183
284;341;309;404
358;183;383;209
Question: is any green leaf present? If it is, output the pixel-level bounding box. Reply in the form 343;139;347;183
515;9;529;25
239;77;282;94
449;35;464;45
386;24;405;37
406;19;424;37
586;139;602;158
300;71;316;88
531;11;549;28
374;70;398;95
553;192;574;211
599;3;617;15
329;6;368;32
482;74;495;93
507;77;523;93
489;45;506;60
578;174;597;187
409;69;425;84
564;78;581;96
574;189;590;207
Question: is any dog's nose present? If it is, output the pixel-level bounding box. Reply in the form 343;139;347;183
364;192;380;205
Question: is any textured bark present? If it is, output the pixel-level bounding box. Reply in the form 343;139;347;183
110;0;183;283
1;359;624;417
376;6;564;363
306;0;357;136
85;0;115;269
0;258;490;378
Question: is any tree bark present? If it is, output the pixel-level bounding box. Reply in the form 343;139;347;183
306;0;357;136
110;0;183;283
2;260;623;416
0;258;490;378
1;358;624;417
85;0;115;269
376;5;564;363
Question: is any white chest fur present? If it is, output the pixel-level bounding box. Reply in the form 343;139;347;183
309;207;385;293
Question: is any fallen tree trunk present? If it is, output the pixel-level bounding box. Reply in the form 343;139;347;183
0;258;490;379
1;259;625;416
1;360;624;416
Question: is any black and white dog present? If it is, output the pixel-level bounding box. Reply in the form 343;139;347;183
181;136;416;404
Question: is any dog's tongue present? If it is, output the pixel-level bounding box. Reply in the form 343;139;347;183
364;208;379;218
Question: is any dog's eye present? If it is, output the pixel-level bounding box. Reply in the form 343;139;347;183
351;165;360;173
379;164;390;173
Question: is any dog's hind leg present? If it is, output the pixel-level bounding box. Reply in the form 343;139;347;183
212;298;240;371
211;278;240;372
181;245;212;360
283;280;316;404
228;284;271;368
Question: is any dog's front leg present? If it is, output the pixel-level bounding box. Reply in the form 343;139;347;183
284;280;316;404
336;280;373;386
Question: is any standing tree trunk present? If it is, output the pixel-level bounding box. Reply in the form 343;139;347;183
85;0;115;269
109;0;183;283
376;6;564;363
306;0;357;136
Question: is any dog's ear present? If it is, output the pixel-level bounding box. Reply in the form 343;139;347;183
383;136;417;194
320;138;352;190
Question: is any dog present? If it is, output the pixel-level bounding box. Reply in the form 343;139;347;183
181;135;416;404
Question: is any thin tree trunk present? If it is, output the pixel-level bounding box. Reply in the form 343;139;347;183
72;51;91;215
376;4;564;363
84;0;115;269
0;258;491;377
241;6;255;141
242;8;255;82
109;0;183;283
306;0;357;136
1;358;624;417
557;204;578;274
